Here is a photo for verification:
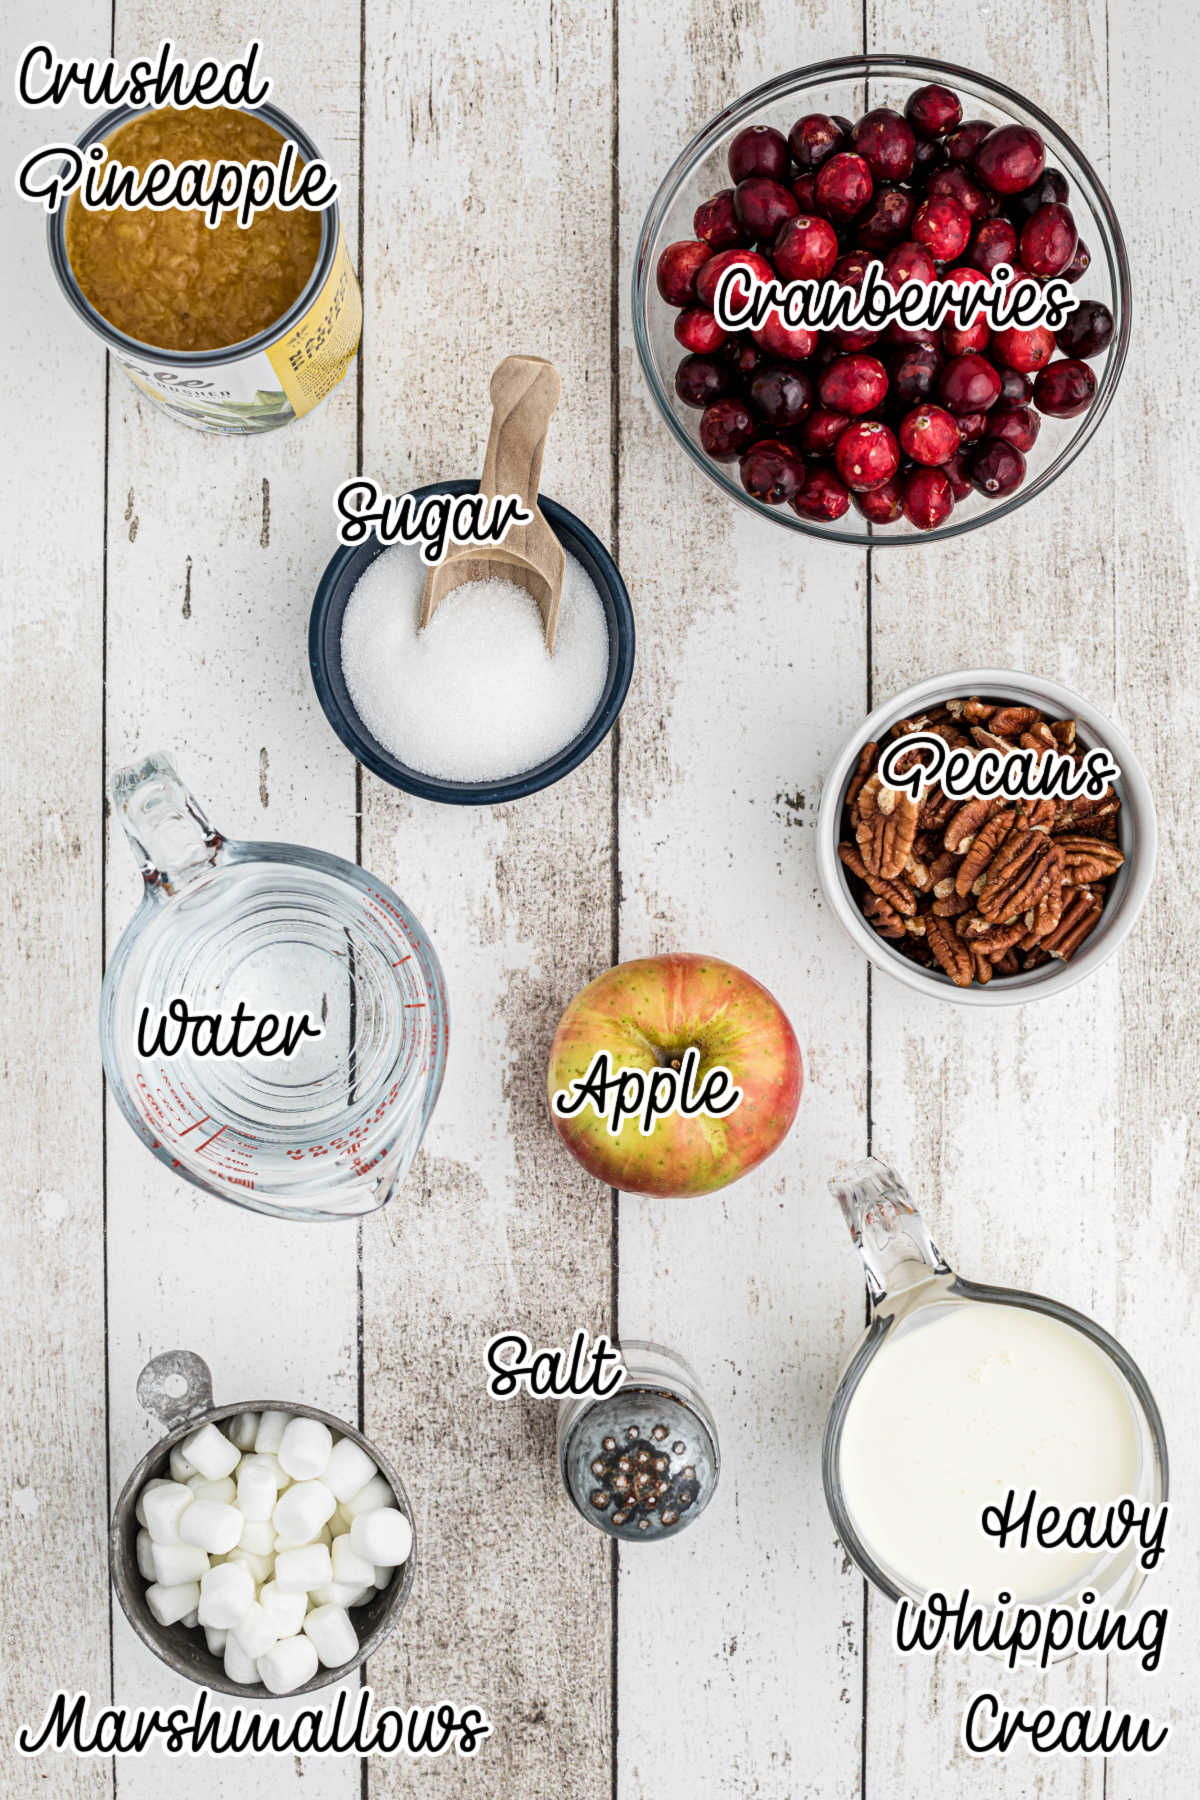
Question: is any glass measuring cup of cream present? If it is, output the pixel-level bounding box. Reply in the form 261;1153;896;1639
823;1160;1167;1611
100;754;447;1221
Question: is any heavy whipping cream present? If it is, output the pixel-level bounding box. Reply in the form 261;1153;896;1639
837;1301;1141;1602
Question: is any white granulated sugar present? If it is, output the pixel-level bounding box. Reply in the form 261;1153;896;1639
340;546;610;783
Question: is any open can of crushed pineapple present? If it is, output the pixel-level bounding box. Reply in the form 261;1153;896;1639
46;100;361;434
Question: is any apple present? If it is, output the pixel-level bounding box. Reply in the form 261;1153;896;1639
546;953;802;1198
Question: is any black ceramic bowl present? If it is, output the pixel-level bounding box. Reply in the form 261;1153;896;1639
309;479;635;805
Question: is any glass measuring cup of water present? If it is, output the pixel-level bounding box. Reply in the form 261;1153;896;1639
100;754;447;1221
823;1159;1168;1613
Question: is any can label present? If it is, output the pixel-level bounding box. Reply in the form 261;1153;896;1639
112;224;361;433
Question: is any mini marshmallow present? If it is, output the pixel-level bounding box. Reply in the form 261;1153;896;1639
273;1480;336;1547
146;1580;200;1628
198;1561;256;1629
349;1587;377;1609
179;1499;244;1556
136;1530;157;1582
350;1508;412;1568
169;1445;196;1483
180;1422;240;1482
182;1609;199;1629
151;1542;209;1587
186;1475;236;1505
331;1534;375;1590
236;1459;278;1521
323;1438;377;1503
142;1481;194;1546
238;1519;275;1556
135;1478;172;1529
303;1604;358;1669
228;1412;260;1452
373;1567;391;1589
254;1411;289;1456
232;1602;280;1661
340;1475;395;1521
278;1417;332;1482
204;1626;227;1656
226;1547;273;1585
273;1542;331;1594
223;1638;259;1686
259;1581;307;1637
308;1580;362;1609
257;1634;319;1696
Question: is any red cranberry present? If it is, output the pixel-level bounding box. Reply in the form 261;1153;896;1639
835;418;900;491
942;267;991;355
818;353;888;415
1062;239;1091;283
788;113;845;169
887;341;942;406
728;125;789;184
1033;358;1097;418
986;402;1041;452
832;249;880;287
999;367;1033;404
791;172;818;212
956;410;990;444
740;438;806;504
969;217;1019;277
905;84;962;138
850;109;916;182
726;337;762;378
970;437;1026;497
899;403;960;465
814;152;874;222
657;239;713;306
797;408;851;454
1055;299;1114;360
926;165;988;223
751;314;819;361
832;115;854;138
912;194;972;262
830;326;881;352
912;136;948;179
972;124;1045;196
1010;168;1069;220
674;353;732;408
695;247;774;310
674;307;727;353
939;352;1002;415
791;464;851;521
749;364;814;429
902;465;954;530
854;475;905;523
734;176;799;241
946;119;993;165
774;214;839;281
854;185;916;250
992;323;1055;374
883;240;937;289
1020;203;1078;278
941;450;973;499
699;397;756;460
693;189;744;250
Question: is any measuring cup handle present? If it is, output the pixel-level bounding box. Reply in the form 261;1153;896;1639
136;1351;215;1430
111;752;224;898
830;1158;951;1308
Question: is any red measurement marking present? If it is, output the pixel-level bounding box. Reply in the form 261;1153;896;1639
178;1115;212;1138
198;1124;227;1151
404;1002;426;1008
392;955;412;966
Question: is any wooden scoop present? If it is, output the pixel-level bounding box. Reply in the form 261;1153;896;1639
420;355;565;651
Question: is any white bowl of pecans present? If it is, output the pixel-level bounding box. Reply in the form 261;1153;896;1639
816;669;1156;1004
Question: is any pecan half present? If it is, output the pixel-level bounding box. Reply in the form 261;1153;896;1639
925;913;973;987
988;705;1040;738
845;741;878;816
855;775;919;880
1053;834;1126;885
955;808;1017;897
1041;888;1104;960
977;830;1063;924
944;796;997;856
862;891;907;939
838;842;917;916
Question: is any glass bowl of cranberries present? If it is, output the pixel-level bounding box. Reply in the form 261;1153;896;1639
634;55;1129;543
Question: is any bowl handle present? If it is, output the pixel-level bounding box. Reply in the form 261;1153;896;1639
136;1350;215;1430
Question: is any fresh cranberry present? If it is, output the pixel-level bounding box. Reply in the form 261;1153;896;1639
941;267;991;355
1033;358;1097;418
674;353;732;408
887;341;942;406
791;172;818;212
968;216;1019;276
970;437;1026;496
1020;203;1078;277
832;116;854;138
832;249;879;287
883;240;937;289
797;408;850;455
899;403;960;465
851;109;916;182
1010;168;1069;220
657;239;713;306
905;84;962;138
1062;239;1091;283
695;247;774;310
740;438;805;504
1055;299;1114;360
735;176;799;241
728;124;789;183
854;475;905;522
939;352;1002;414
773;214;839;281
788;113;845;169
955;410;990;444
912;194;972;262
926;165;988;222
986;402;1041;452
693;189;744;250
946;119;993;164
749;364;814;429
941;450;973;499
674;307;727;353
902;465;954;529
726;338;762;379
814;152;874;221
855;185;916;250
699;397;756;460
791;464;851;521
972;124;1045;196
818;353;888;415
992;323;1055;374
999;367;1033;404
830;326;881;352
912;136;948;179
751;314;819;361
835;418;900;491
